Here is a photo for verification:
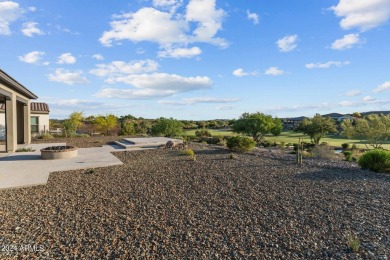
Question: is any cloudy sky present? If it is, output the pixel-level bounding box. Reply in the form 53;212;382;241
1;0;390;119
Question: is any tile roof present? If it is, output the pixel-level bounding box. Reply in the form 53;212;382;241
0;102;49;113
31;102;50;113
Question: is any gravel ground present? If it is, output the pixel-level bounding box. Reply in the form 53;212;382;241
0;143;389;259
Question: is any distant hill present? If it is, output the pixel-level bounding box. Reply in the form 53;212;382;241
360;111;390;116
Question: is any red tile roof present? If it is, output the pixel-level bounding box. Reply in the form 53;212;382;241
0;102;49;113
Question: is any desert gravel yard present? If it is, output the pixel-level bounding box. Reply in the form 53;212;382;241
0;144;389;259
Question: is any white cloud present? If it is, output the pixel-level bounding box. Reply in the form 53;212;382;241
95;73;212;99
100;0;227;48
232;68;256;77
339;100;354;107
153;0;183;13
331;33;360;50
185;0;227;47
90;60;159;78
159;96;239;105
18;51;44;64
57;53;77;64
0;1;24;35
48;69;89;85
92;54;104;60
247;10;259;24
305;61;350;69
363;96;376;102
373;81;390;93
28;6;36;12
265;67;285;76
21;22;44;37
53;99;103;107
276;34;298;52
346;90;361;96
158;46;201;58
331;0;390;31
100;8;188;47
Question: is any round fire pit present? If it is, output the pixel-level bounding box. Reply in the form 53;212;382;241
41;146;78;160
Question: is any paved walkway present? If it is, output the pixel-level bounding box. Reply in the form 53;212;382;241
0;143;130;190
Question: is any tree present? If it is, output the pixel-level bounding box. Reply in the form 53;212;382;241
63;111;84;137
341;114;390;149
232;112;282;143
93;114;118;135
295;114;337;145
151;117;183;137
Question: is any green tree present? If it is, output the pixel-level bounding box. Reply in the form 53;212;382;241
295;114;337;144
232;112;282;143
341;114;390;149
151;117;183;137
63;111;84;137
93;114;118;135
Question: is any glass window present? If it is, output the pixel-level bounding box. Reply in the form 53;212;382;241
31;116;39;133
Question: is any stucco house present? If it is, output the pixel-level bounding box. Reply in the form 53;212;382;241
0;69;39;152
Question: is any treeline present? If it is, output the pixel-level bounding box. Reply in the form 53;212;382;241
49;112;233;137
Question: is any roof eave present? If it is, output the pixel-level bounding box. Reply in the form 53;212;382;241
0;69;38;99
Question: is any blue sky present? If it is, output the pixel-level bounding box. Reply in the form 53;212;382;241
1;0;390;119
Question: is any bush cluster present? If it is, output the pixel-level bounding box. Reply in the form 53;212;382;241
311;144;337;160
195;129;212;137
226;136;256;153
358;149;390;173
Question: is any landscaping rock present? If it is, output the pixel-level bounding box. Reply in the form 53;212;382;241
0;143;389;258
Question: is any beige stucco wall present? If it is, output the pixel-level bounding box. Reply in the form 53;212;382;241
0;82;31;152
32;113;50;133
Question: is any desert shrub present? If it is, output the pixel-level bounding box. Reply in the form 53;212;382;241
216;137;227;146
351;144;359;151
343;151;353;161
36;133;54;140
75;133;90;138
347;232;360;253
311;145;337;160
226;136;256;153
341;143;350;150
16;147;35;152
320;142;329;146
358;149;390;173
195;129;212;137
180;149;196;160
259;140;272;147
229;153;235;159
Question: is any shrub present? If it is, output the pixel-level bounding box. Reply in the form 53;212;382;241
347;232;360;253
351;144;359;151
15;147;35;152
36;133;54;140
195;129;212;137
259;140;272;147
343;151;353;161
311;145;337;160
226;136;256;153
358;149;390;173
75;133;90;138
341;143;350;150
180;149;196;160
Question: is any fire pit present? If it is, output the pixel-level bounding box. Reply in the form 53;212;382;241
41;146;78;160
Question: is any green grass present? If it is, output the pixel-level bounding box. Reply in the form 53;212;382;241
265;131;390;149
183;129;390;149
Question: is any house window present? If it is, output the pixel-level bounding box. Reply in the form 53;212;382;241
31;116;39;133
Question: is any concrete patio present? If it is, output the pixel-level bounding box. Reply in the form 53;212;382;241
0;143;128;190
